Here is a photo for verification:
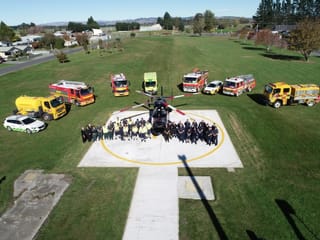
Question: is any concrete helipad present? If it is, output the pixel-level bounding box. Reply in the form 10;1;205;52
78;110;242;169
78;110;243;240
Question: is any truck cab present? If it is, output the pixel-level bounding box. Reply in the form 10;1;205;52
263;82;292;108
143;72;157;95
111;73;130;96
182;68;208;93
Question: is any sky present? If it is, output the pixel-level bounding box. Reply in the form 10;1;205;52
1;0;260;26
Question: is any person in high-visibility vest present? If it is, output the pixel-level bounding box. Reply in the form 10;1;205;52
123;124;129;141
146;121;152;138
131;123;138;141
102;124;109;140
139;123;148;142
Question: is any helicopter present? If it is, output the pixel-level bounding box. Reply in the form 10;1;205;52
114;88;198;136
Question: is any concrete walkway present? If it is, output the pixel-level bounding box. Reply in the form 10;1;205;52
122;167;178;240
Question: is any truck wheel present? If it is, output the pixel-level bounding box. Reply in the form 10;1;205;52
273;101;281;109
7;126;12;131
307;101;315;107
42;113;52;121
26;129;32;134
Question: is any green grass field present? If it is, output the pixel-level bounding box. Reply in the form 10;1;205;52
0;36;319;240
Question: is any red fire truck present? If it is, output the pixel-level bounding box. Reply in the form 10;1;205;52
49;80;95;106
110;73;130;96
222;74;256;96
182;68;208;93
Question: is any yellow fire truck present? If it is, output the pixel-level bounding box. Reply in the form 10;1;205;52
263;82;320;108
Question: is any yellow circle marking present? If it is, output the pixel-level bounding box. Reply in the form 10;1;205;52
100;112;225;166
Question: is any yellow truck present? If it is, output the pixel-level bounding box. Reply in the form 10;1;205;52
263;82;320;108
14;95;67;120
143;72;158;95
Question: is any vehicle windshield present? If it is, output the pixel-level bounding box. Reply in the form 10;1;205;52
114;80;128;87
50;98;64;107
224;81;236;88
184;77;197;83
207;83;217;88
80;87;93;96
264;85;273;94
145;81;156;87
22;118;36;124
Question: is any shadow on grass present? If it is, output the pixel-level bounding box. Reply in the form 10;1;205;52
247;94;267;106
243;46;266;51
275;199;320;240
177;83;183;92
246;230;266;240
178;154;229;240
0;176;6;191
261;53;303;61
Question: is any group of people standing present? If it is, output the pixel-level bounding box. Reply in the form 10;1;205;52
81;117;219;146
162;119;219;146
81;117;152;143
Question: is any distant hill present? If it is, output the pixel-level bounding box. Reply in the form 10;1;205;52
40;16;251;27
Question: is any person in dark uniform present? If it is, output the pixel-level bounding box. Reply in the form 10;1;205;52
212;124;219;146
177;121;185;143
91;126;98;141
81;127;87;143
85;124;93;142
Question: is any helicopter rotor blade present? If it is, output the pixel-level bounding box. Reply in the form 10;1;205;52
166;92;200;100
166;104;186;115
136;90;154;98
112;103;146;115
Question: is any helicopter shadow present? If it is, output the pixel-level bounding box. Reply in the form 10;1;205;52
178;154;229;240
275;199;320;240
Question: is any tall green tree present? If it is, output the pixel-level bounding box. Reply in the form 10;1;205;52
163;12;173;30
288;18;320;61
193;13;205;36
87;16;100;29
0;21;15;42
204;10;216;32
67;22;88;32
254;0;274;27
173;17;185;31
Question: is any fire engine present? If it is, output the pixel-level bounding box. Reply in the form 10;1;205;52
49;80;95;106
222;74;256;96
263;82;320;108
110;73;130;96
182;68;208;93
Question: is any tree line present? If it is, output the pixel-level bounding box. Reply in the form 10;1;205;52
254;0;320;27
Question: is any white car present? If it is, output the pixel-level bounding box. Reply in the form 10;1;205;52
3;115;46;134
202;80;223;95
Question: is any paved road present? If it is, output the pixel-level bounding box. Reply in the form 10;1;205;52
0;47;82;77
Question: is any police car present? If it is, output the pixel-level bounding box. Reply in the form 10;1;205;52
202;80;223;95
3;115;46;134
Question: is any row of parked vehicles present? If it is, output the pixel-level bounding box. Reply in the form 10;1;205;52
3;68;319;134
3;80;95;134
110;68;320;109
